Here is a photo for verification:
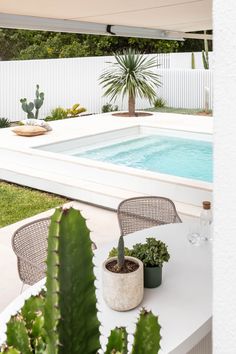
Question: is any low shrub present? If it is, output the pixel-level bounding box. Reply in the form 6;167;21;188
67;103;86;117
153;97;166;108
0;117;11;128
102;103;119;113
45;107;68;121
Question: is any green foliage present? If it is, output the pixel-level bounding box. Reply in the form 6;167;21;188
5;294;45;354
0;28;180;61
132;238;170;267
101;103;119;113
67;103;86;117
2;208;162;353
109;247;133;258
153;97;166;108
20;85;44;119
0;118;11;128
45;107;68;121
109;238;170;268
131;309;161;354
105;327;128;354
0;181;68;228
99;49;161;116
191;52;196;69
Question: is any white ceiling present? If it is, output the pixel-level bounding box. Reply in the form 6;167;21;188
0;0;212;32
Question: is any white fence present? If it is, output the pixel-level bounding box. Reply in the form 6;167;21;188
156;52;213;69
0;54;213;122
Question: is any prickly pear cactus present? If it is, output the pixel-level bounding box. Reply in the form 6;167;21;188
20;99;35;119
20;85;44;119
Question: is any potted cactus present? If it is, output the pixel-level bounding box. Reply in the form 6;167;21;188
109;238;170;288
102;234;144;311
132;238;170;288
0;208;161;353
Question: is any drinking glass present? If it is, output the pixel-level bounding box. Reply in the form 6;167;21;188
187;223;201;246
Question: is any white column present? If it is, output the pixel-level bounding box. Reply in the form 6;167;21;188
214;1;236;353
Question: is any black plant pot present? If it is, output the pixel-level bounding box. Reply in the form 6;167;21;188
144;266;162;288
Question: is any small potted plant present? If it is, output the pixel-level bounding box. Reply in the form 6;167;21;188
132;238;170;288
102;235;143;311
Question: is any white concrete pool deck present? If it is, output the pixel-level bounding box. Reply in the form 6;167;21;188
0;112;213;149
0;112;213;219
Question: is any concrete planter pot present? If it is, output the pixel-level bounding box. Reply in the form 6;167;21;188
102;256;144;311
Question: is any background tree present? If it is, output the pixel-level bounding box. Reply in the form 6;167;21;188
0;28;212;61
99;49;161;116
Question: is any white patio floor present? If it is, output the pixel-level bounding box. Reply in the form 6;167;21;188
0;201;120;311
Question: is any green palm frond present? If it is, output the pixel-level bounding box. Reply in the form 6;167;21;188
99;49;161;103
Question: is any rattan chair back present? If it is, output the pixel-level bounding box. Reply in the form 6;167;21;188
117;196;182;236
12;216;97;286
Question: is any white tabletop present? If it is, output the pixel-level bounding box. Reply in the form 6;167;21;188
0;223;212;354
95;223;212;353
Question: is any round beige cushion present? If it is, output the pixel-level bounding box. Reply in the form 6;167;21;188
12;125;47;137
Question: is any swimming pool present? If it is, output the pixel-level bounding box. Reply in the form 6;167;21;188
76;134;212;182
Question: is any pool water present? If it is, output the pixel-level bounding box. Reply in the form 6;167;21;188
77;134;213;182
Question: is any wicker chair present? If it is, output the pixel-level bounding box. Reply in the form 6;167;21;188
117;196;182;236
12;217;97;287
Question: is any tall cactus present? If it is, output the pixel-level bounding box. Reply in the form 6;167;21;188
117;235;125;271
202;31;209;70
34;85;44;119
44;208;100;354
2;207;162;354
191;52;196;69
20;85;44;119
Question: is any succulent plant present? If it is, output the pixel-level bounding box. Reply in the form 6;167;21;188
132;238;170;267
20;85;44;119
20;99;35;119
1;208;162;353
0;117;11;128
67;103;86;117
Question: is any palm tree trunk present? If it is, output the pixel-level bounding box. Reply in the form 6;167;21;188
128;94;136;117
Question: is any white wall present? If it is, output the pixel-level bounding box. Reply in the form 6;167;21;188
214;1;236;353
0;54;213;122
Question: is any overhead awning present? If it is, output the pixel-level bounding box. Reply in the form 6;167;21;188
0;0;212;40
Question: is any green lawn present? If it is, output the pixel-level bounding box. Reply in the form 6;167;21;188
0;181;69;228
145;107;213;115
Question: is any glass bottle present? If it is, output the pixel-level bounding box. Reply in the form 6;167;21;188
200;201;213;241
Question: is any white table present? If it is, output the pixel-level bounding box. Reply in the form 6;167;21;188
0;223;212;353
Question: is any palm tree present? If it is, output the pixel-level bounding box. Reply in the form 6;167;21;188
99;49;161;117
